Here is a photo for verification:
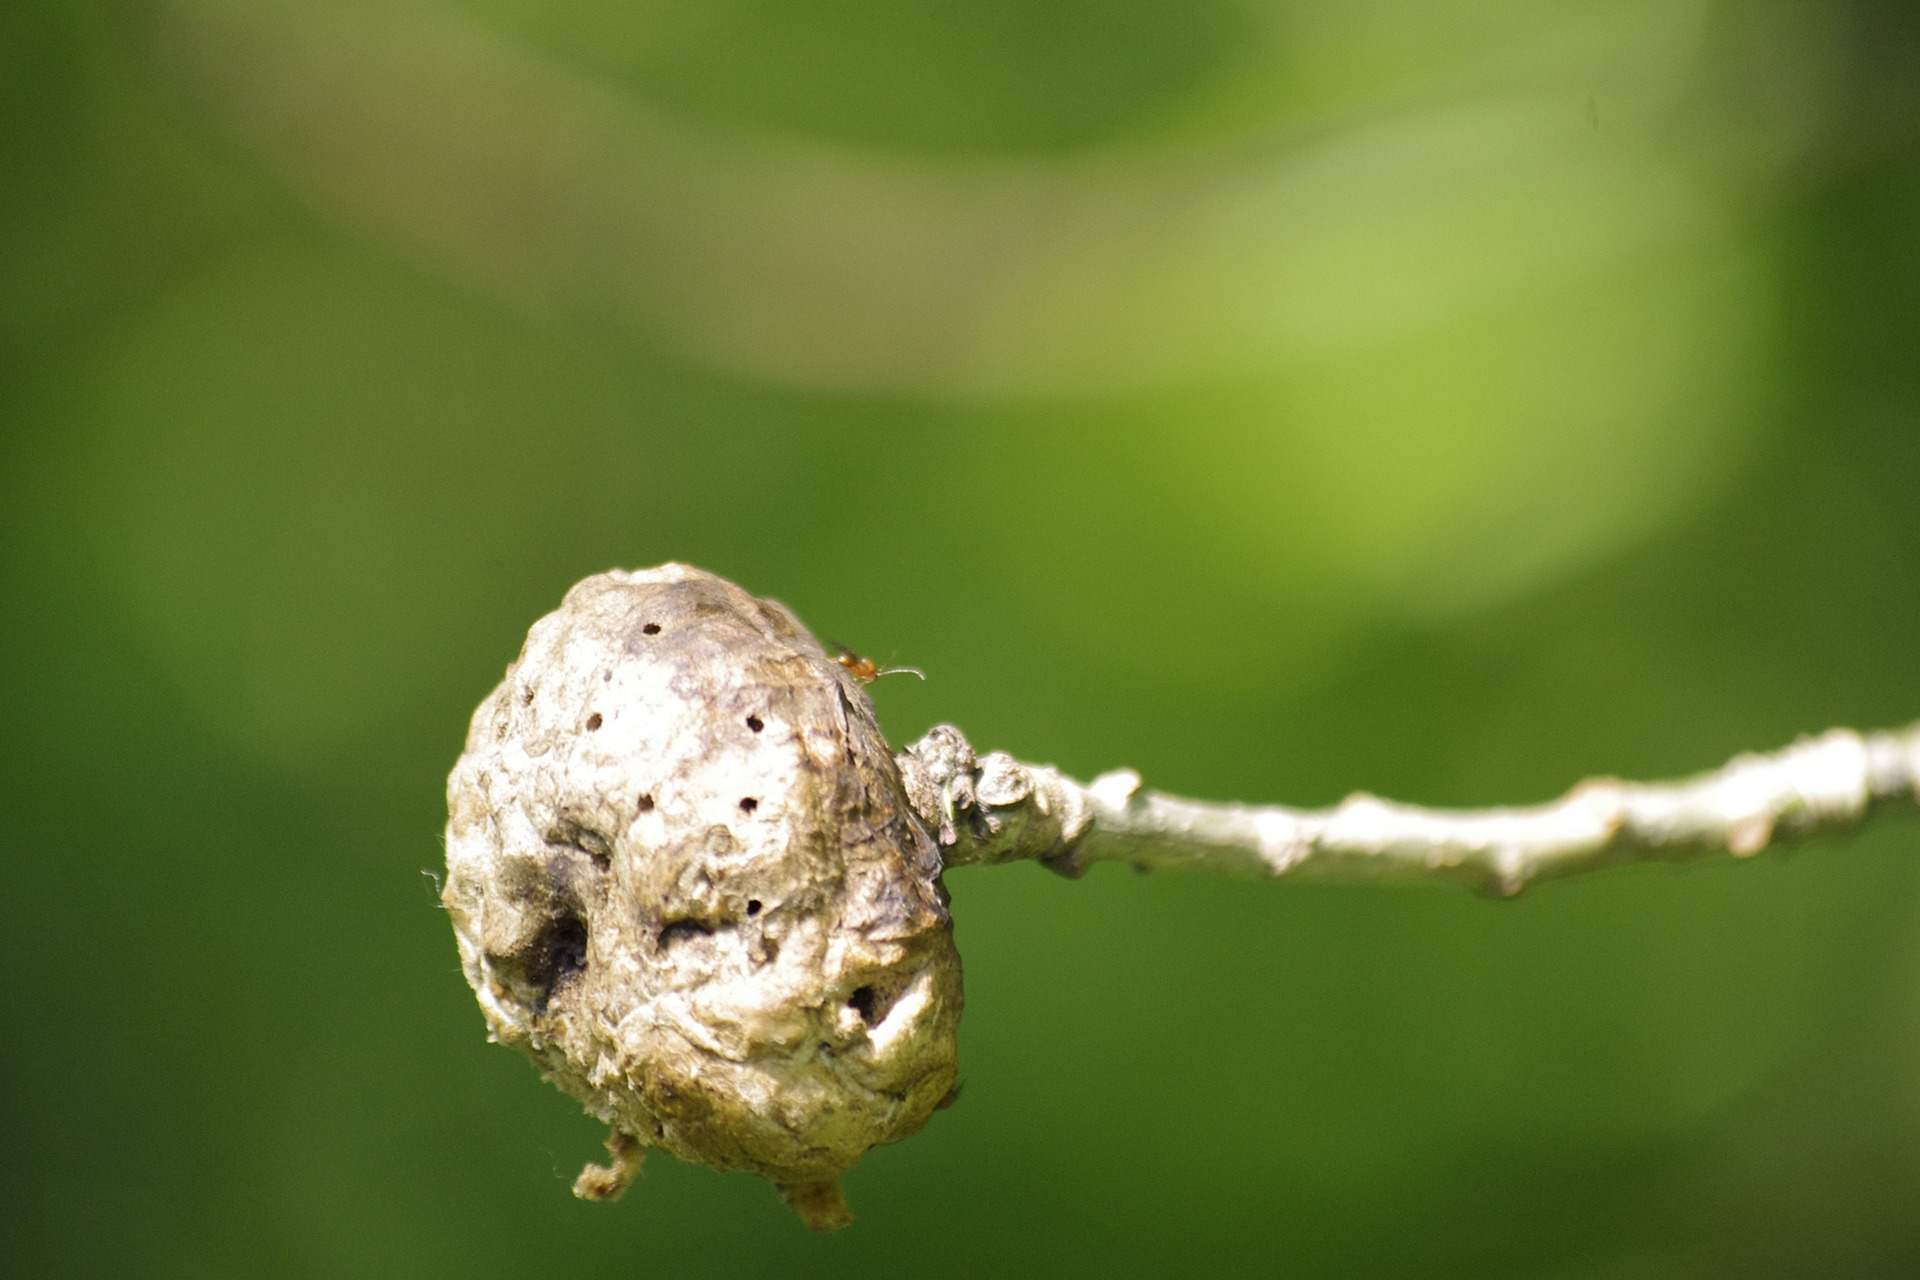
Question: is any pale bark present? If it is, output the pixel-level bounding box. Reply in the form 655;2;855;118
898;722;1920;895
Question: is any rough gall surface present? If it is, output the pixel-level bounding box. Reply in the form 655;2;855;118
443;565;961;1228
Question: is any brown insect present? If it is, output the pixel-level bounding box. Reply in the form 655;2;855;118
831;643;925;684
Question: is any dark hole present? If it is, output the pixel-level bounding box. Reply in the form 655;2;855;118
658;918;713;949
746;714;764;733
586;713;603;731
745;899;762;916
641;622;661;635
847;986;880;1026
521;688;535;706
636;793;655;813
548;918;588;977
523;912;588;1014
738;797;758;813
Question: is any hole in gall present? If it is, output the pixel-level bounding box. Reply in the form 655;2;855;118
746;899;762;916
641;622;661;635
746;714;764;733
637;793;655;813
739;797;759;814
509;911;587;1016
847;986;879;1026
586;713;603;731
658;918;713;949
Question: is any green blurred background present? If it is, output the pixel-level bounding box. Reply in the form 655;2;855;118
6;1;1920;1275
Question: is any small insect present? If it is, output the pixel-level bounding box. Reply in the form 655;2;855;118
831;643;925;685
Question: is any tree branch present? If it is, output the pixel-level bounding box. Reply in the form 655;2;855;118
896;722;1920;896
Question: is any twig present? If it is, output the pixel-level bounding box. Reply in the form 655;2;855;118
447;565;1920;1228
896;722;1920;896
